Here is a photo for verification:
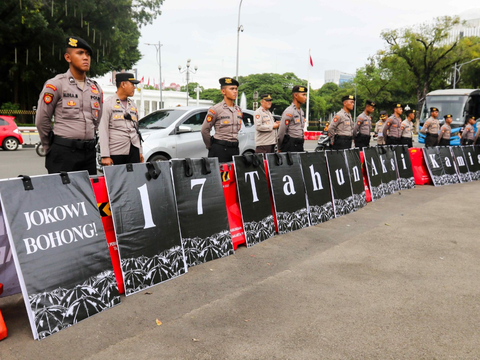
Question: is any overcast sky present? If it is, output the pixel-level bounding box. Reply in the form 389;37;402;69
132;0;480;90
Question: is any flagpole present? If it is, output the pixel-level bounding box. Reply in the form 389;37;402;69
140;78;145;118
305;49;311;132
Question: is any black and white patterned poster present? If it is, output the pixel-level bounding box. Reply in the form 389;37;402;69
0;209;21;297
104;162;187;296
438;147;460;185
345;149;367;211
0;172;120;340
266;153;309;234
363;147;384;201
423;147;443;186
393;145;415;190
233;154;275;247
171;158;234;267
378;146;399;195
474;146;480;178
462;146;480;180
299;152;335;225
325;150;354;217
451;146;472;183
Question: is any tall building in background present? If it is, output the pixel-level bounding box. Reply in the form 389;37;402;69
445;9;480;43
324;70;354;86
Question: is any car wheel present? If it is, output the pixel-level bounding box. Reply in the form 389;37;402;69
149;154;169;162
2;137;19;151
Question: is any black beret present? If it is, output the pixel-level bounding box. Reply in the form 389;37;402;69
430;107;439;112
341;95;355;102
66;36;92;55
405;109;416;116
394;103;403;109
292;85;307;93
261;94;272;101
444;114;452;119
116;72;140;84
379;110;388;116
468;115;476;120
219;77;239;87
365;100;376;107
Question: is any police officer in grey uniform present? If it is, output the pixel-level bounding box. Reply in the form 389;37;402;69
461;116;476;145
254;94;279;154
278;85;307;152
36;36;102;175
384;104;403;145
420;107;440;147
328;95;355;150
201;77;242;162
354;100;375;149
400;109;415;148
99;73;143;166
438;114;452;146
375;111;387;145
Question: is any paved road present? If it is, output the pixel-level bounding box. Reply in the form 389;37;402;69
1;149;479;358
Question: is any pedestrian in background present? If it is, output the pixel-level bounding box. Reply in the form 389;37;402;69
375;111;387;146
254;94;279;154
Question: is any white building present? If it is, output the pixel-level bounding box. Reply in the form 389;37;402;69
324;70;354;86
445;9;480;43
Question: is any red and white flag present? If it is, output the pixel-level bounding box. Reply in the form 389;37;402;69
147;77;150;86
309;52;313;67
141;76;144;83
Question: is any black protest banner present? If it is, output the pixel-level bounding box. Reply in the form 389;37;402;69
266;152;309;234
462;146;480;180
345;149;367;211
438;147;460;185
299;152;334;225
0;172;119;340
171;158;234;267
233;154;275;247
104;162;187;296
422;147;444;186
451;146;472;183
0;209;21;297
363;147;384;201
474;146;480;176
377;146;399;195
325;150;354;217
393;145;415;190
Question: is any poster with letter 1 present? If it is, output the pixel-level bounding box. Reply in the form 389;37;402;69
462;145;480;180
104;162;187;296
438;146;460;185
451;146;471;183
345;148;367;211
266;152;309;234
393;145;415;190
171;158;234;267
299;152;334;225
233;154;275;247
363;147;384;201
325;150;354;217
0;172;120;340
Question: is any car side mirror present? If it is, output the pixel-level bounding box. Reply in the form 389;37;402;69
177;125;192;133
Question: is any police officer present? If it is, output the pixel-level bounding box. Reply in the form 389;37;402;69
384;104;403;145
438;114;452;146
353;100;375;150
254;94;279;154
36;36;102;175
328;95;355;150
99;73;143;166
375;111;387;145
400;109;415;148
278;85;307;152
201;77;242;162
461;116;476;145
420;107;440;147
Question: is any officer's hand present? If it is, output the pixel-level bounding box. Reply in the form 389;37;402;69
273;121;280;129
101;157;114;166
140;154;144;163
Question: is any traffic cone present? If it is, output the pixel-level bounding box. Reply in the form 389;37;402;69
0;283;7;341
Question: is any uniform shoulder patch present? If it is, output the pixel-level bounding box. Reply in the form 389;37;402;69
43;92;54;104
209;109;216;115
333;116;339;123
386;122;391;126
357;121;361;125
255;114;260;119
206;115;213;122
46;84;57;91
286;113;293;118
285;119;290;125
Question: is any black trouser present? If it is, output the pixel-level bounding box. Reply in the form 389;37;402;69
401;136;413;148
438;138;450;146
462;139;474;146
332;135;352;150
46;142;96;175
386;136;401;145
208;140;239;163
110;144;141;165
425;133;438;147
280;136;304;152
354;134;370;150
255;145;276;154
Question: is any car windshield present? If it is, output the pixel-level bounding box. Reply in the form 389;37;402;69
421;95;467;126
138;110;187;129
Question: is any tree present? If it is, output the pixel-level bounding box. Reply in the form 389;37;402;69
200;88;223;104
180;82;203;98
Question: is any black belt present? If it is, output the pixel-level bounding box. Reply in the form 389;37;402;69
212;138;239;148
290;137;304;144
53;136;96;150
337;135;353;140
401;136;412;139
356;134;370;139
426;133;438;137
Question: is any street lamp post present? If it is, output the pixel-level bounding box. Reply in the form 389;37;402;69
235;0;244;105
178;59;198;106
453;57;480;89
145;41;163;108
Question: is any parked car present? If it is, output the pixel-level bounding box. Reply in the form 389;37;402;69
0;115;23;151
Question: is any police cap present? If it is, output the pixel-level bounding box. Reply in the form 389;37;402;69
430;107;439;112
341;95;355;102
444;114;452;119
261;94;272;101
116;72;140;84
219;77;239;87
394;103;403;109
405;109;416;116
365;100;376;108
292;85;307;93
66;36;92;55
